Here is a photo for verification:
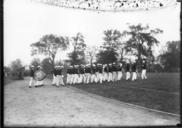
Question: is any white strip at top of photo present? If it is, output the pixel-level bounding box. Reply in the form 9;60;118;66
31;0;178;12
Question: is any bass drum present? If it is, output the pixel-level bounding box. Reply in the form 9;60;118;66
34;70;46;81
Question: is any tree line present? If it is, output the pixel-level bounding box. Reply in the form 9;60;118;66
4;23;180;80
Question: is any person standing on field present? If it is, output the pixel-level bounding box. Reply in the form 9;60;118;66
52;67;57;86
141;59;147;80
131;60;137;81
79;64;85;84
125;60;131;80
66;65;72;85
102;64;108;82
28;66;34;88
97;63;103;84
108;63;113;82
117;62;123;81
90;64;96;83
34;66;45;87
112;62;117;82
57;66;65;86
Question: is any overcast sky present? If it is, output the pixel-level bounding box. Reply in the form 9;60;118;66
4;0;180;66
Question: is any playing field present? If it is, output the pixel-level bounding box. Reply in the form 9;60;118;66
70;73;180;114
4;74;180;126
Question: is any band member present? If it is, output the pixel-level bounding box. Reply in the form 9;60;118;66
28;65;34;88
34;66;44;87
97;63;103;84
66;65;72;85
71;65;77;84
52;67;57;86
77;64;82;84
95;63;100;83
71;65;76;85
90;64;97;83
141;59;147;80
73;65;79;84
85;64;91;84
125;60;131;80
108;63;113;82
102;64;108;82
79;64;85;84
57;66;65;86
117;62;123;81
70;65;74;85
131;60;137;81
112;62;117;82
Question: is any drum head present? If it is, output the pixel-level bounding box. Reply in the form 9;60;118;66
34;70;46;81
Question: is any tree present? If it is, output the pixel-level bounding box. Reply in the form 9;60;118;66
9;59;24;80
96;50;118;64
102;29;128;62
30;34;69;68
85;46;99;65
102;29;122;51
159;41;180;72
55;60;63;66
68;33;87;65
41;58;54;75
72;33;86;52
123;24;163;64
68;51;86;65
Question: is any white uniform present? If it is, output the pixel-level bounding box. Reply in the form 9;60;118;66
131;62;137;81
29;68;35;87
141;61;147;80
108;64;113;82
125;63;131;80
34;80;44;87
117;64;123;81
66;67;73;85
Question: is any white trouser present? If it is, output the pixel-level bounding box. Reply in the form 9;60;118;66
85;73;91;84
132;72;137;81
56;75;64;86
94;72;99;83
103;72;108;81
112;72;117;82
35;80;44;86
78;74;84;83
70;74;75;84
108;72;112;82
126;72;131;80
83;74;87;84
29;77;34;87
90;74;96;83
117;71;123;81
73;74;78;84
98;73;103;84
77;74;82;84
52;75;56;85
71;74;74;84
141;69;147;79
66;74;71;84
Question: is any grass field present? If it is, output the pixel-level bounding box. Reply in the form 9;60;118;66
70;73;180;114
4;77;14;85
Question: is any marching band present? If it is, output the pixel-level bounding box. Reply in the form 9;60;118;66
29;59;147;87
